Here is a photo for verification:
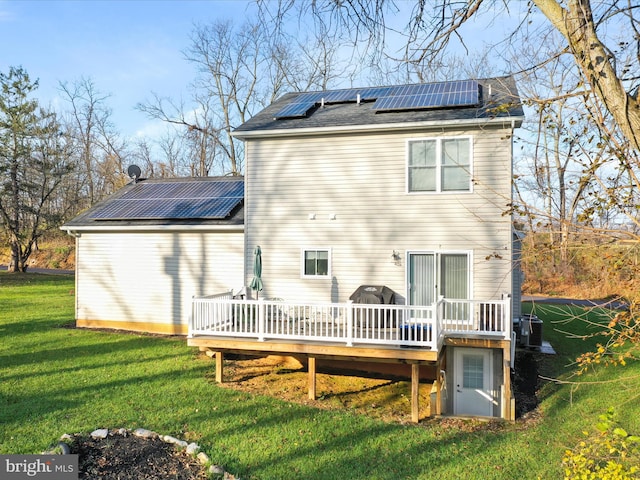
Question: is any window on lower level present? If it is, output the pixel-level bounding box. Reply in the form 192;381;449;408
302;248;330;278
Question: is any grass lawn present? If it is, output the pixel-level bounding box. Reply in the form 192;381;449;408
1;273;639;479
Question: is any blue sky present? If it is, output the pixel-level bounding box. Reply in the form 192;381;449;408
0;0;257;139
0;1;533;142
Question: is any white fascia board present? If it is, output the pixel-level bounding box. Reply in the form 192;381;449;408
231;115;524;139
60;224;244;234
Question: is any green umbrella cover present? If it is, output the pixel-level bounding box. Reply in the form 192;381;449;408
249;245;263;298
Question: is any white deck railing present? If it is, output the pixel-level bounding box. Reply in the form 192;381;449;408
189;293;510;350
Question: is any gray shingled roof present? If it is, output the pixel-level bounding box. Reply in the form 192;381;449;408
233;76;523;136
62;176;244;229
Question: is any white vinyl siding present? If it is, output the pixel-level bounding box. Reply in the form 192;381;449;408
75;230;244;332
244;126;513;305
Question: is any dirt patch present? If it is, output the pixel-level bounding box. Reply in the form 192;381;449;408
68;432;209;480
208;353;541;425
212;354;432;423
0;235;75;271
513;350;540;418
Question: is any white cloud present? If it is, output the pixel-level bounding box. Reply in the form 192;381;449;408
133;119;176;141
0;3;14;22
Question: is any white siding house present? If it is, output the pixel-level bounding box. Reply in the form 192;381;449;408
215;76;525;420
61;176;245;335
64;77;526;421
239;128;514;308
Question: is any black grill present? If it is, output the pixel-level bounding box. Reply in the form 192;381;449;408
349;285;396;305
349;285;397;326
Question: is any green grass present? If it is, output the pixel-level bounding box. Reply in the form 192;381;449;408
1;273;639;479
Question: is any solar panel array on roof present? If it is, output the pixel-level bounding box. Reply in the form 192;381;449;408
88;180;244;220
273;80;481;119
373;80;480;111
272;101;316;119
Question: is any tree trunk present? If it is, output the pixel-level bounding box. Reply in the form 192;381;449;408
8;243;27;272
534;0;640;150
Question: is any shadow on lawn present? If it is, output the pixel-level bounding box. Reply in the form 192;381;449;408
190;397;509;479
0;319;204;428
0;329;184;371
0;270;535;479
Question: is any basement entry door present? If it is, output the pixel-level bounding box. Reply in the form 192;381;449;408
453;348;494;417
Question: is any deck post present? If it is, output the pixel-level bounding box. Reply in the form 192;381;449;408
215;351;224;383
346;300;353;346
436;369;442;415
258;299;265;341
411;363;420;423
503;345;513;420
308;356;316;400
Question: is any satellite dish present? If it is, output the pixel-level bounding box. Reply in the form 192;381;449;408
127;165;142;181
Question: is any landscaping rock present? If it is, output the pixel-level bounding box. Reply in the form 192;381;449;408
90;428;109;439
186;442;200;455
133;427;157;438
57;441;71;454
54;427;235;479
162;435;188;448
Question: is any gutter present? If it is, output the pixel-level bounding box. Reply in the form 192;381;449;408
231;115;524;140
60;224;245;235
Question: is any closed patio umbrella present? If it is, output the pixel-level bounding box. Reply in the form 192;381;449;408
249;245;263;299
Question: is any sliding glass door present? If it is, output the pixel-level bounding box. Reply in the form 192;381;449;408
408;252;469;306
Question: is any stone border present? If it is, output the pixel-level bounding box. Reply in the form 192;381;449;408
46;427;236;479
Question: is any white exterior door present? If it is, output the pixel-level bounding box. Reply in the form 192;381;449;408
454;348;494;416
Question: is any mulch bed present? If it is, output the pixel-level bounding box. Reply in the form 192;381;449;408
68;433;209;480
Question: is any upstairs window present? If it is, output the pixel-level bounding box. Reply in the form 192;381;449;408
408;137;472;193
302;248;330;278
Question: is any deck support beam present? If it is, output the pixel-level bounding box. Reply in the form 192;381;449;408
308;356;316;400
193;340;444;423
411;363;420;423
503;345;513;421
215;351;224;383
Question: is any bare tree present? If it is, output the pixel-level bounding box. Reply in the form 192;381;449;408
259;1;640;151
59;77;128;207
138;16;350;176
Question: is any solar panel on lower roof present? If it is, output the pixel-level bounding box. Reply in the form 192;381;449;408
88;180;244;220
119;179;243;200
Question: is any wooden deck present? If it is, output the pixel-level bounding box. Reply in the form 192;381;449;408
188;294;512;422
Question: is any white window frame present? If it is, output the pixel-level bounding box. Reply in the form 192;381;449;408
406;136;474;194
301;247;331;279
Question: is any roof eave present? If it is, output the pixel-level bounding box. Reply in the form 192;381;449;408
60;224;245;234
231;115;524;140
